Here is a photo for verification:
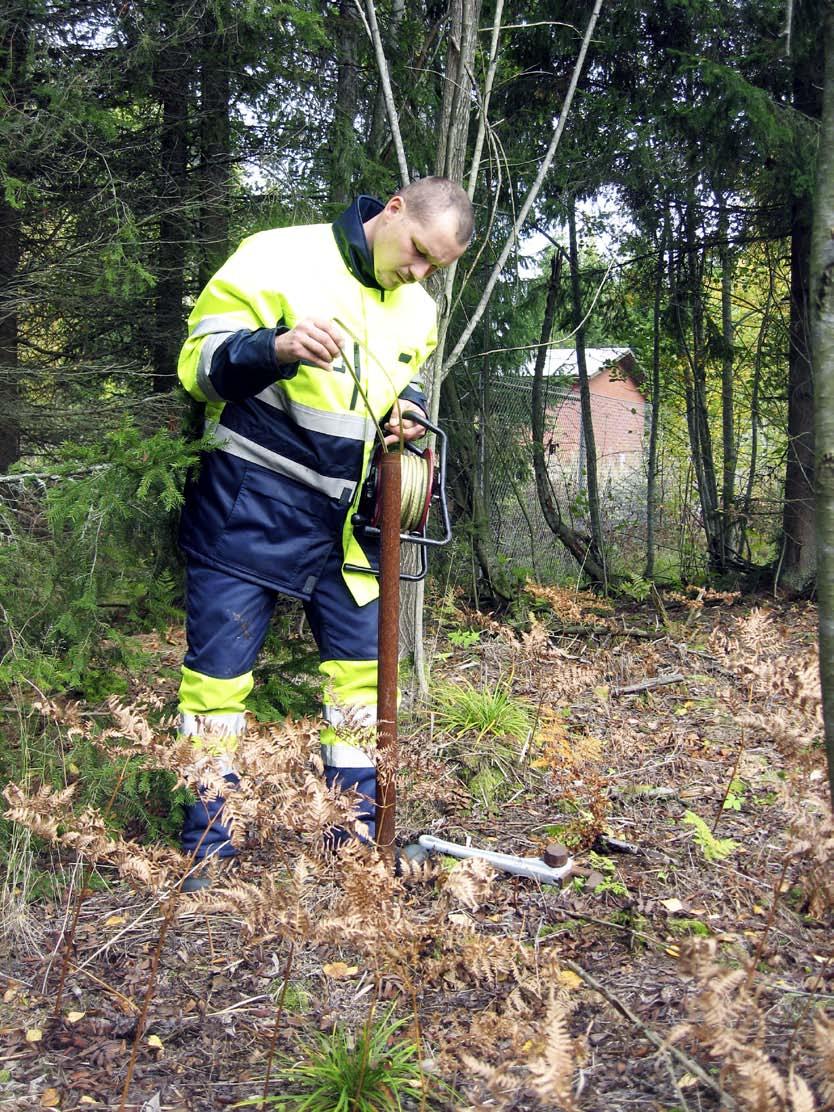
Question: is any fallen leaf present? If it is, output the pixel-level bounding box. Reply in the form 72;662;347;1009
26;1027;43;1042
79;1099;98;1106
40;1089;60;1108
322;962;359;979
556;969;583;991
662;898;685;913
66;1011;85;1024
104;915;126;928
678;1073;698;1088
147;1034;164;1050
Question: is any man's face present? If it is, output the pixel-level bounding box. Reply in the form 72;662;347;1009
371;195;467;291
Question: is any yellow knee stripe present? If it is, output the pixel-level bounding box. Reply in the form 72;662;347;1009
179;665;254;716
319;659;378;709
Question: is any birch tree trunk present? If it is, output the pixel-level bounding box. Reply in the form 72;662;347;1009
811;4;834;808
400;0;482;694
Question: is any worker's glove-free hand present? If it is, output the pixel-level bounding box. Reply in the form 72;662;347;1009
384;403;427;446
274;318;345;370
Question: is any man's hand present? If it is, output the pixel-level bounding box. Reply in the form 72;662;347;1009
384;402;427;446
274;318;345;370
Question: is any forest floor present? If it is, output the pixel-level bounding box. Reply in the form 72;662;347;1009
0;587;831;1111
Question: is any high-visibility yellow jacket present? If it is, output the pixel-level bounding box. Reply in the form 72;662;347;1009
177;197;437;605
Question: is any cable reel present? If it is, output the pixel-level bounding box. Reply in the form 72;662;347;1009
347;412;452;582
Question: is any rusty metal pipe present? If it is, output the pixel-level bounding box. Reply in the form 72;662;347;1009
375;451;401;859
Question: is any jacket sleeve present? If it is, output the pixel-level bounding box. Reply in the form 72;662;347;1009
207;326;298;402
177;236;296;404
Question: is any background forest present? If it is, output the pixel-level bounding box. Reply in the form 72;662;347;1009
0;2;833;1109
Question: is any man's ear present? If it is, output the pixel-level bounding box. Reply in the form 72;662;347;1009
385;194;405;218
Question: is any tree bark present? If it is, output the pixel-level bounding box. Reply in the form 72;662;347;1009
568;197;606;586
811;5;834;807
718;193;738;559
532;253;606;583
781;199;815;591
198;8;231;289
152;20;189;394
644;216;667;580
0;9;30;472
329;0;361;206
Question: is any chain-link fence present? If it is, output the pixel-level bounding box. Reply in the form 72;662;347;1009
475;371;789;586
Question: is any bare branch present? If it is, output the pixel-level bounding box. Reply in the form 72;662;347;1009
354;0;410;186
443;0;606;376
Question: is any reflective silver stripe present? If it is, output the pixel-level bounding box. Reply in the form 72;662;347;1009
190;314;251;339
320;740;375;769
256;385;374;442
197;332;232;402
179;711;247;740
205;420;357;502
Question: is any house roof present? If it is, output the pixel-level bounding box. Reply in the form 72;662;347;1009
525;346;637;379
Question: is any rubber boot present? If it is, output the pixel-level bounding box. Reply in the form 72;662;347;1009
180;772;240;891
323;764;376;847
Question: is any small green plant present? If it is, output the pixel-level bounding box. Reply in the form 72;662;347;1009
683;810;739;862
722;777;746;812
272;980;312;1013
587;856;629;897
250;1004;441;1110
433;679;533;744
448;628;481;648
618;572;652;602
667;917;711;937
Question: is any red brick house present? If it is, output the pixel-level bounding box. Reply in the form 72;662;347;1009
529;347;647;479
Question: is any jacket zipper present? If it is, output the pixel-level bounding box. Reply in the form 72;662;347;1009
349;341;361;410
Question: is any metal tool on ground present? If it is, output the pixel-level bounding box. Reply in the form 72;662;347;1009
414;835;574;884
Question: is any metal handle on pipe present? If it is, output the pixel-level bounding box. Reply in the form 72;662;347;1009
417;835;574;885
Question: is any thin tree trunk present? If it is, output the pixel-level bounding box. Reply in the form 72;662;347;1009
718;193;738;558
742;252;774;523
0;9;30;472
645;216;667;580
198;10;231;289
811;5;834;808
532;253;606;582
329;0;361;206
781;198;815;591
405;0;482;693
368;0;404;160
152;29;189;394
568;198;606;587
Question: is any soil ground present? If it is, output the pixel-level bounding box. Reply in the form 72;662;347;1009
0;589;831;1111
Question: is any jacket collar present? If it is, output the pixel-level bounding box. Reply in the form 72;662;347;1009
332;196;384;291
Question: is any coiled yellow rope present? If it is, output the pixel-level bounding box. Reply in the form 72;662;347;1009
399;451;433;531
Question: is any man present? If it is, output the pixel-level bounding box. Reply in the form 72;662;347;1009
175;177;473;883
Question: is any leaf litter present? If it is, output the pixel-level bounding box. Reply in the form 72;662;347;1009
0;590;830;1110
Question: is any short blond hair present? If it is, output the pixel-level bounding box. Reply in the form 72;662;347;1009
395;177;474;245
